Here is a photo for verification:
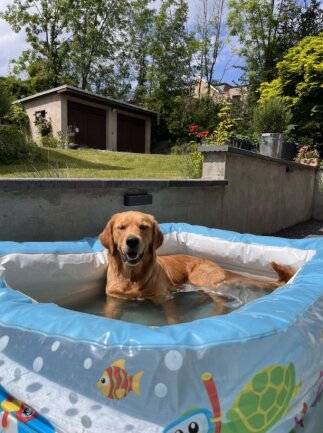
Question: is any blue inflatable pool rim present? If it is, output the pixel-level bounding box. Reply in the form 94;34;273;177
0;223;322;350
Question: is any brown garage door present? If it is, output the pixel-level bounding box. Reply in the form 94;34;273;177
68;101;106;149
117;114;145;153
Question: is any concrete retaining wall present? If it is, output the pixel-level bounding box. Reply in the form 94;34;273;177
0;147;319;242
0;180;227;241
313;168;323;219
201;146;317;234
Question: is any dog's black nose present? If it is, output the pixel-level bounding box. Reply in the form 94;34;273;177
126;236;139;249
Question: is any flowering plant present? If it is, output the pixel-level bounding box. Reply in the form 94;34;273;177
188;124;199;134
186;106;235;146
187;124;210;142
196;131;210;138
294;145;320;162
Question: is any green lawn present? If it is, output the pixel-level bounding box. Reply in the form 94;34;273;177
0;148;188;179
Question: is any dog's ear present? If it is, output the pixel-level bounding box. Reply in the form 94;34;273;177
152;219;164;252
99;215;116;254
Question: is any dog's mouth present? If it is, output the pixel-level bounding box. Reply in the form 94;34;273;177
121;249;145;265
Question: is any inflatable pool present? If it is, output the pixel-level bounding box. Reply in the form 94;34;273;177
0;223;322;433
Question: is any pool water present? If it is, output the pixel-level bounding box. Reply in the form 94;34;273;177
58;282;270;326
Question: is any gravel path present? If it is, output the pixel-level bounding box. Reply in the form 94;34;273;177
272;220;323;238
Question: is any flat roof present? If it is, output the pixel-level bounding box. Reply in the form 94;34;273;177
15;85;157;117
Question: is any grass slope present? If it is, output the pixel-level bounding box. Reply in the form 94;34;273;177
0;148;187;179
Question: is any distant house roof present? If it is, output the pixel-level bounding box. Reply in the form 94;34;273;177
15;85;157;117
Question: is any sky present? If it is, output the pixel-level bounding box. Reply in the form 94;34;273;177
0;0;244;85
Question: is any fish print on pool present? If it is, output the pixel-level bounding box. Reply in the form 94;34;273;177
97;358;143;400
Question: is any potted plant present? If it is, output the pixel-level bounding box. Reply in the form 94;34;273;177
294;145;321;167
253;97;292;158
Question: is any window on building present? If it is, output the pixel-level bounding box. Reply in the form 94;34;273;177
34;110;46;123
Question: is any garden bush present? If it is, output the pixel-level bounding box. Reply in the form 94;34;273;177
167;96;222;144
0;125;39;164
253;97;292;135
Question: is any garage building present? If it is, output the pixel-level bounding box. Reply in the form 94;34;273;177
16;85;156;153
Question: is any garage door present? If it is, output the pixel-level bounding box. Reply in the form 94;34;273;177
117;114;145;153
68;101;106;149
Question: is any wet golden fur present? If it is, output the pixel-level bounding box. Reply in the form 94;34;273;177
99;211;295;324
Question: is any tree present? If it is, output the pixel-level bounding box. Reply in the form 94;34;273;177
227;0;323;89
128;0;156;102
298;0;323;40
0;82;11;120
195;0;226;96
259;33;323;143
147;0;197;113
68;0;128;90
1;0;75;91
0;76;35;100
167;95;222;142
1;0;129;92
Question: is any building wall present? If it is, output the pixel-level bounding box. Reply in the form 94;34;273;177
23;94;151;152
23;94;63;145
228;86;247;101
194;78;247;102
194;79;220;100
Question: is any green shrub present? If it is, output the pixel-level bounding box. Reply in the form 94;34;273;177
4;103;30;133
0;125;39;164
36;117;52;137
172;141;203;178
0;83;11;118
187;150;203;179
41;134;59;148
253;97;292;135
167;96;222;143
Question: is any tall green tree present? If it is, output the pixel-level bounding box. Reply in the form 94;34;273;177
259;33;323;143
227;0;323;90
298;0;323;40
68;0;128;90
128;0;156;102
0;82;11;120
195;0;226;96
0;76;34;100
1;0;129;93
1;0;75;91
147;0;197;115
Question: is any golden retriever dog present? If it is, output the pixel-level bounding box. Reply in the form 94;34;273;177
99;211;295;324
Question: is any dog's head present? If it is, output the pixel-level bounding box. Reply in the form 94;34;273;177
99;211;164;266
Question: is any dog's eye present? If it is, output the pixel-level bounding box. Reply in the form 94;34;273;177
139;225;148;230
118;225;126;230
